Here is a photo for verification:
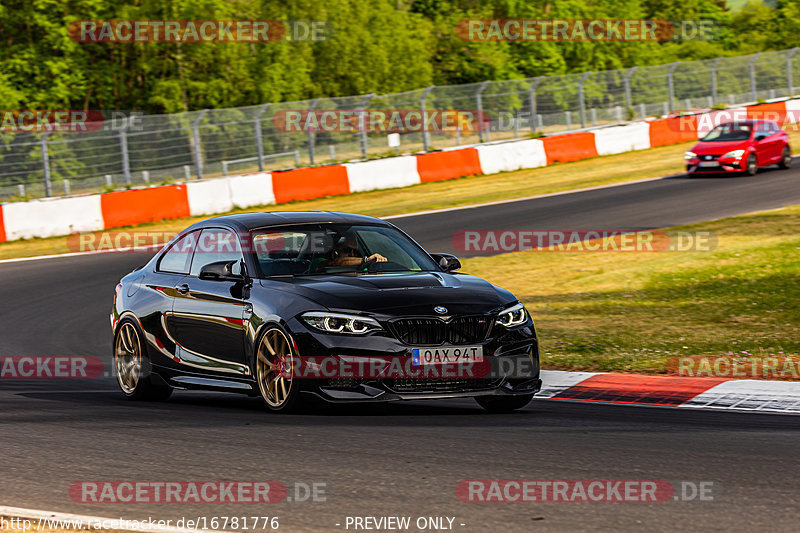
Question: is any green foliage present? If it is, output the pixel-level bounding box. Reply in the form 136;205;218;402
0;0;794;113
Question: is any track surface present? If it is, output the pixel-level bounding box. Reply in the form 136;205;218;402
1;169;800;532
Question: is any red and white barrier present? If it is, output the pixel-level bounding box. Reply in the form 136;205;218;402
539;370;800;414
783;99;800;124
228;172;275;208
475;139;547;174
187;178;235;216
344;156;420;192
593;123;651;155
2;196;104;240
1;97;797;243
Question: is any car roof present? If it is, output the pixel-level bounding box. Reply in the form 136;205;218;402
189;211;390;232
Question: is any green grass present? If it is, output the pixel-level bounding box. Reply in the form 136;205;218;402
461;205;800;374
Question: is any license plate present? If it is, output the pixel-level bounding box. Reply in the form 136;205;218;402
411;346;484;365
698;161;718;167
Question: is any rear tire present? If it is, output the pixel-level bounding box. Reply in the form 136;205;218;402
745;153;758;176
114;318;173;401
779;146;792;169
475;394;533;413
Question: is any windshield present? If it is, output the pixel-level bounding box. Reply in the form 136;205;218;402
249;223;439;277
700;122;753;142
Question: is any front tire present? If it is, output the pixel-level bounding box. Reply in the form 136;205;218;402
475;394;533;413
255;326;301;413
779;146;792;169
114;319;172;401
745;153;758;176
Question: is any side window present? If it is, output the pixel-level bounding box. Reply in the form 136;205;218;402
190;228;244;276
157;231;199;274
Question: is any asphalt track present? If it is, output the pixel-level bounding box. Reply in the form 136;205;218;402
1;167;800;532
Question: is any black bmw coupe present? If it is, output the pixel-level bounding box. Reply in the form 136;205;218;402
111;212;541;412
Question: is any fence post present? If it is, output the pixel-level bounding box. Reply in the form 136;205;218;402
119;125;131;185
528;77;543;132
63;179;70;196
358;93;374;159
476;81;490;142
667;62;680;112
578;71;592;129
710;57;722;105
624;67;638;110
749;52;761;101
420;86;435;151
191;110;208;179
254;103;270;171
40;133;52;197
305;99;321;165
787;48;798;95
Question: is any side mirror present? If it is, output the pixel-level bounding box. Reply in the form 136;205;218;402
430;253;461;272
199;260;243;281
755;133;768;141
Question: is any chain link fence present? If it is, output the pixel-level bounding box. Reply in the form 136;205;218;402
2;48;799;201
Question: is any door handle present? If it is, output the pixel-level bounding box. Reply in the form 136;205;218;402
175;283;190;295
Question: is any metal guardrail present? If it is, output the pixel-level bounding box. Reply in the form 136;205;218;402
2;48;799;201
221;150;301;176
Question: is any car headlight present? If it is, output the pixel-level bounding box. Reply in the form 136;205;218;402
684;151;697;160
301;312;382;334
721;149;745;159
496;302;528;328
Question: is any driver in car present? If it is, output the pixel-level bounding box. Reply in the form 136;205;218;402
327;234;387;266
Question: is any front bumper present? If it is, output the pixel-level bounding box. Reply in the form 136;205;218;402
310;376;542;403
288;315;540;402
686;158;744;173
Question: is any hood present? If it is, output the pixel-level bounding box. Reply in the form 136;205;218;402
260;272;515;316
691;139;751;155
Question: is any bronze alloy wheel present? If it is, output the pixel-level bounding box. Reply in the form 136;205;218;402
113;318;172;401
115;322;142;394
256;327;298;411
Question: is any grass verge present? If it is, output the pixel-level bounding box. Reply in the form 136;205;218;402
460;205;800;374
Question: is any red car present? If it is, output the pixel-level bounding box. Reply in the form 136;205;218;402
685;119;792;176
